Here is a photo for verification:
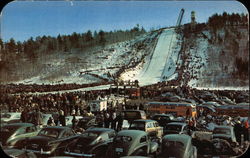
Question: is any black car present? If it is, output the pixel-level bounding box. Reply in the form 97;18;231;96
64;128;116;158
0;123;39;148
23;126;77;156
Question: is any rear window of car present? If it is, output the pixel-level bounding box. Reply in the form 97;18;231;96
213;128;231;135
130;122;145;130
165;141;184;148
115;136;132;142
166;125;182;131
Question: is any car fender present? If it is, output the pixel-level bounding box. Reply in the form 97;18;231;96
149;141;158;153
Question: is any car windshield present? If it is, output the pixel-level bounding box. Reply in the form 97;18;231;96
130;122;145;130
166;125;182;131
38;128;59;138
213;128;231;135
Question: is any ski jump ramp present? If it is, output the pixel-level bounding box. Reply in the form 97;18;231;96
138;28;180;86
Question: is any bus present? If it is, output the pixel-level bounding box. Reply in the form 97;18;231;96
146;102;197;118
215;105;249;117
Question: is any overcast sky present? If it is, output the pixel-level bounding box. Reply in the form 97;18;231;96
0;0;248;42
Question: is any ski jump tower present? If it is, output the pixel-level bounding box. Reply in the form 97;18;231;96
191;11;196;30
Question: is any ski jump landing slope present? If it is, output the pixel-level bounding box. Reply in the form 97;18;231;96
138;28;180;86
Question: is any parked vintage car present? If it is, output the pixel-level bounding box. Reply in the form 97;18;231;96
211;125;241;156
161;134;197;158
107;130;159;158
64;128;116;157
164;122;189;135
129;119;163;138
0;123;39;148
3;148;37;158
212;125;237;144
22;126;78;156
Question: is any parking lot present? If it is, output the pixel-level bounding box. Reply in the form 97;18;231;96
0;85;249;158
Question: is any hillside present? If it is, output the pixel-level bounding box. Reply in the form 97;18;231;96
0;13;248;89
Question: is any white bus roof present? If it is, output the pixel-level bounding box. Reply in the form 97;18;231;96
147;101;196;107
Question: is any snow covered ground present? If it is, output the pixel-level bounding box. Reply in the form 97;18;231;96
11;27;248;91
120;28;181;86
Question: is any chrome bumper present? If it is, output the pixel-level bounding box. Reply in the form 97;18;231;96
25;149;52;155
64;151;95;157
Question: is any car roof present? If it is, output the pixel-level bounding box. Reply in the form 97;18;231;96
117;130;146;138
123;110;145;113
86;128;115;133
153;114;173;117
163;134;191;147
167;122;187;126
2;123;34;128
42;126;71;131
214;125;233;130
133;119;156;123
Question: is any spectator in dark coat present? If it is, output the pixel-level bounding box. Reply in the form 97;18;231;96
116;113;123;131
104;111;110;128
58;110;66;126
111;111;117;129
234;120;243;144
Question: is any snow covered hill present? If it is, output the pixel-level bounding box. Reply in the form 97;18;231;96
9;25;249;90
120;28;182;86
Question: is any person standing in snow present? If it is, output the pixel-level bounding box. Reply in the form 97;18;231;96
243;119;249;141
111;111;117;129
104;111;110;128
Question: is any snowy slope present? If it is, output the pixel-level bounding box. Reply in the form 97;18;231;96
120;28;181;86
